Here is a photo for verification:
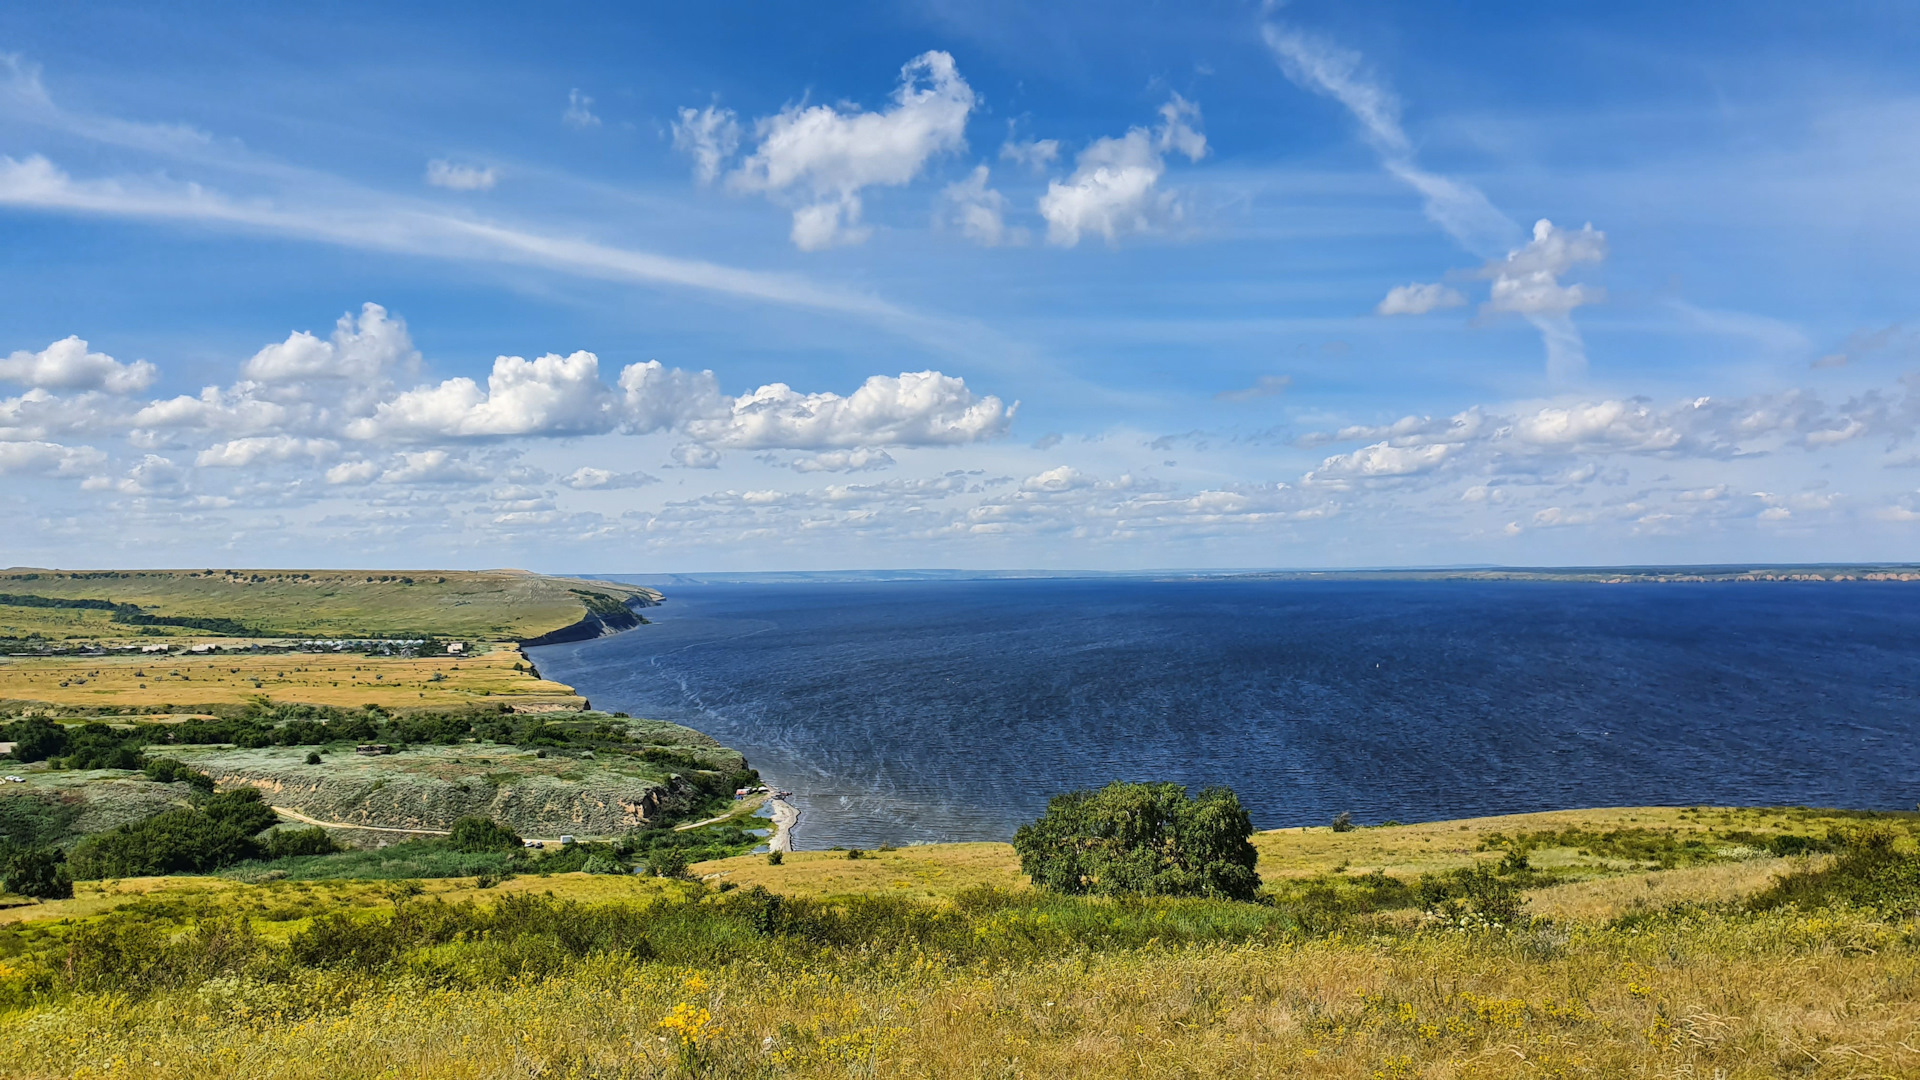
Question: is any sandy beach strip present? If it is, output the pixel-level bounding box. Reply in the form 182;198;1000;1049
767;795;799;852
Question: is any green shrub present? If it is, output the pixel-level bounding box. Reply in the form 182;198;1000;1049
200;788;279;835
2;846;73;899
1013;781;1261;901
1415;864;1523;925
447;816;523;853
264;826;339;860
9;886;1308;999
1332;811;1355;833
614;823;760;865
580;852;623;875
1749;826;1920;914
767;850;783;866
646;847;690;879
247;839;518;881
142;757;215;794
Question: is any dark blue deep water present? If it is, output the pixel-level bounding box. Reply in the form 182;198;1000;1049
528;580;1920;849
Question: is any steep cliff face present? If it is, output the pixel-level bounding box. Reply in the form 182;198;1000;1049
210;767;685;837
170;741;726;841
519;592;659;647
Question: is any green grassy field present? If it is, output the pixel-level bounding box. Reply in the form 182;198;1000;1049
0;568;657;641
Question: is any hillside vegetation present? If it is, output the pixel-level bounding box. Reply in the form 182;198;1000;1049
0;568;658;642
0;805;1915;1078
0;707;752;849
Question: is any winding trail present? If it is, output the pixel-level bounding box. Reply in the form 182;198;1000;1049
673;793;767;831
272;805;448;837
273;806;570;846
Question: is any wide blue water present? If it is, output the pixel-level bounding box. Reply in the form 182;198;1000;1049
528;579;1920;849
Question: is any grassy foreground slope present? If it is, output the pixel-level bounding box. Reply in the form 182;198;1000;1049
0;567;658;641
1;805;1915;1078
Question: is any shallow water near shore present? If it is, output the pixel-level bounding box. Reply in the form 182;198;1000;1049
529;579;1920;849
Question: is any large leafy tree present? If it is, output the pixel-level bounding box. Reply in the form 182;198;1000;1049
1013;781;1261;901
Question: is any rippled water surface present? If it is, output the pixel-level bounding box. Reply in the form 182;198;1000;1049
528;579;1920;849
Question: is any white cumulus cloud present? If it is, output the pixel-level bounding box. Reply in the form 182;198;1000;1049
789;448;895;473
195;436;338;467
563;466;659;490
324;459;380;485
1021;465;1094;492
242;303;418;384
1513;400;1680;453
1376;282;1466;316
378;449;492;484
133;385;291;433
1;336;156;393
670;443;722;469
0;439;104;475
684;371;1011;450
725;51;975;249
999;137;1060;174
938;164;1014;246
1037;95;1206;247
1482;220;1607;318
348;351;617;440
1304;441;1454;484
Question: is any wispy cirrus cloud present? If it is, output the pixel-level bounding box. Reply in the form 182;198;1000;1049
1262;21;1606;381
0;58;996;356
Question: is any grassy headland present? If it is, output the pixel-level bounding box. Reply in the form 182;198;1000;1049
0;567;659;643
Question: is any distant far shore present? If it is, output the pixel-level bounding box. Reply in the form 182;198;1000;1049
585;563;1920;587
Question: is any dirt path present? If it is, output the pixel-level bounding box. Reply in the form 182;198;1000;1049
272;805;449;836
673;793;768;832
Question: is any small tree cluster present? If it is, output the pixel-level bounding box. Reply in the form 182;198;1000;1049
1013;781;1261;901
447;816;523;853
68;788;281;879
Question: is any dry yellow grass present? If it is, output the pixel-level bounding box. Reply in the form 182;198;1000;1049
1251;805;1845;878
0;875;245;926
0;645;582;710
4;916;1917;1079
3;808;1912;1078
0;872;693;932
1523;858;1811;922
693;843;1028;898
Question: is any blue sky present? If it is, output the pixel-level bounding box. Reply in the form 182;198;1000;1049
3;0;1918;571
